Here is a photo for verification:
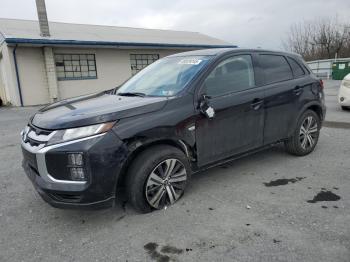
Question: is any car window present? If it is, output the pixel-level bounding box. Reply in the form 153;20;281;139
117;56;212;97
203;55;255;97
260;54;293;84
287;57;305;78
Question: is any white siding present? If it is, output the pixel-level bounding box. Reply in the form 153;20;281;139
0;46;7;104
0;44;20;105
1;46;189;106
53;48;183;100
43;47;59;101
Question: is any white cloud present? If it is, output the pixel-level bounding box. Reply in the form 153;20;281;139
0;0;349;49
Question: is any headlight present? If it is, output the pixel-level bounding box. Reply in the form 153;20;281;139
342;80;350;88
47;121;116;146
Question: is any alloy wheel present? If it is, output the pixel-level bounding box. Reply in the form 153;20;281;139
145;158;187;209
299;116;318;150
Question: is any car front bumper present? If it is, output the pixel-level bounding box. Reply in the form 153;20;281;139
21;130;128;209
338;85;350;106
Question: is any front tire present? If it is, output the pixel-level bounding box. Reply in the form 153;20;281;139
285;110;320;156
126;145;190;213
341;106;350;111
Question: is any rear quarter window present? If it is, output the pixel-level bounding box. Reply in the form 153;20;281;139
287;57;305;78
259;54;293;84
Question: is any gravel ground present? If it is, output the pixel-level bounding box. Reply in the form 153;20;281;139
0;81;349;262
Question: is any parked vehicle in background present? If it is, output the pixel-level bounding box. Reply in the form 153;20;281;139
21;48;326;213
338;73;350;110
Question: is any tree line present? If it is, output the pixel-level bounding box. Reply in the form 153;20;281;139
283;17;350;61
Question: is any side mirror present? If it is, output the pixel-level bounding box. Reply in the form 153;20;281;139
199;95;215;119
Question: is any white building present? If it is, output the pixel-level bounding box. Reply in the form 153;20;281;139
0;18;233;106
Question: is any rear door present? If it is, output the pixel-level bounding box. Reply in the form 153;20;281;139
195;54;265;166
258;53;301;144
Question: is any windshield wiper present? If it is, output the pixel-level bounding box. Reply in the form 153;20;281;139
117;92;146;97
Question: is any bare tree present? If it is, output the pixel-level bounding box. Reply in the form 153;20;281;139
283;17;350;61
283;21;313;60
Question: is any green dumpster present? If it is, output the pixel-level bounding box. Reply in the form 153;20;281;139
332;61;350;80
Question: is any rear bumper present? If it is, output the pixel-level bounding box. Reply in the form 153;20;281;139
21;130;128;209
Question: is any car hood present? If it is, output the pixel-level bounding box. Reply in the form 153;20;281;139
31;91;168;130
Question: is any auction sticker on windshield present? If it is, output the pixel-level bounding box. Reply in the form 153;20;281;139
178;58;202;65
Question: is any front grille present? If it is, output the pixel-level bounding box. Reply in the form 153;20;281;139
22;124;55;150
27;137;42;147
29;124;52;136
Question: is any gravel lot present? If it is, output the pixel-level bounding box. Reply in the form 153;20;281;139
0;81;349;262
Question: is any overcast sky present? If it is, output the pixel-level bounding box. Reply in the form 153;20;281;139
1;0;349;49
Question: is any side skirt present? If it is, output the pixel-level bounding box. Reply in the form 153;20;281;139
192;140;285;174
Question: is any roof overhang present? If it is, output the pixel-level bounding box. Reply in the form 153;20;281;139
4;38;237;49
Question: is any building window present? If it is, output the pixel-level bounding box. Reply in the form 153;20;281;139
130;54;159;75
54;54;97;81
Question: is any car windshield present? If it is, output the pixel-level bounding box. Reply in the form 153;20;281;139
116;55;212;97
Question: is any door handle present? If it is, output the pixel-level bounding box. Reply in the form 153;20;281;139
293;86;303;95
251;98;263;110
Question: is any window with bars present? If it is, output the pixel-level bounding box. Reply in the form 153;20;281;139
130;54;159;75
54;54;97;80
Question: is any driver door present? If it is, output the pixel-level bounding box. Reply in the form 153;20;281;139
195;54;265;166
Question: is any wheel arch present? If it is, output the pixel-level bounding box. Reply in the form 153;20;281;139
288;102;324;137
307;104;324;121
115;138;194;190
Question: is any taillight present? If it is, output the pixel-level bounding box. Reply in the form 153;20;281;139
319;79;324;90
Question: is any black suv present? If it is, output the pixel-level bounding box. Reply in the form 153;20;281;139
21;48;326;212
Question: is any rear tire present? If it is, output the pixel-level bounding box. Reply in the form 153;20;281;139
126;145;190;213
284;110;320;156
